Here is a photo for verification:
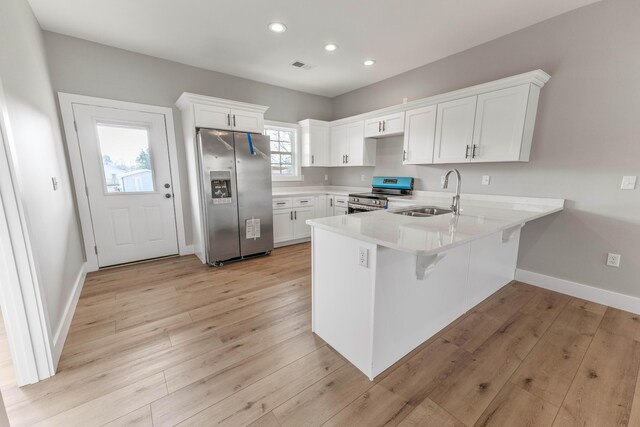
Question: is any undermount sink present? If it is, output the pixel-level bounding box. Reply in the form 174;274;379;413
390;206;453;217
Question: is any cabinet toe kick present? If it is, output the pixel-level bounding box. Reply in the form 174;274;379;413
415;253;447;280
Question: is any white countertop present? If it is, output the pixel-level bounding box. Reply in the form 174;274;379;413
272;186;369;198
307;194;564;256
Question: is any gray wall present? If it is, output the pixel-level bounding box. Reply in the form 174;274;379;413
42;32;333;245
331;0;640;297
0;0;85;335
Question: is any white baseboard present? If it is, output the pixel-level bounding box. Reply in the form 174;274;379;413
52;263;86;367
515;268;640;314
274;237;311;248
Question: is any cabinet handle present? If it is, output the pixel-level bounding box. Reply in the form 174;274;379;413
403;150;407;161
233;114;236;127
330;198;333;207
472;144;478;159
345;154;349;164
465;145;470;159
311;154;314;164
294;211;297;220
227;114;231;126
382;120;386;132
290;211;293;220
276;202;286;205
378;121;381;133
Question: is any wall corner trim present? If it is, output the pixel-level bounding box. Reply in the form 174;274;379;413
52;263;86;367
515;269;640;314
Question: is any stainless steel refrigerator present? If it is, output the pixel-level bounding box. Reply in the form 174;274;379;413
196;128;273;265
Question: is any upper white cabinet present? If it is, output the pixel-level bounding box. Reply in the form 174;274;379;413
331;121;376;166
299;119;331;167
470;84;539;162
433;96;478;164
364;112;405;138
402;105;437;165
177;93;268;134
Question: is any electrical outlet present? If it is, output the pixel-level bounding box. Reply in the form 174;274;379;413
358;247;369;268
606;253;621;267
482;175;491;185
361;174;366;182
324;174;329;181
440;175;446;186
621;176;637;190
402;97;408;104
51;177;59;191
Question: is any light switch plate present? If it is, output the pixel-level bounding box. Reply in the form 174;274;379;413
440;176;446;186
482;175;491;185
51;177;59;191
361;174;366;182
621;176;637;190
324;174;329;181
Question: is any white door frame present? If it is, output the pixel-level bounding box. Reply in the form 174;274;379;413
58;93;190;272
0;80;55;385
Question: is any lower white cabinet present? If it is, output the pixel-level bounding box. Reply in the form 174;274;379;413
273;209;296;243
293;206;315;239
334;207;348;216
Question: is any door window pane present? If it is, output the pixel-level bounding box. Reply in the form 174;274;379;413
97;124;155;193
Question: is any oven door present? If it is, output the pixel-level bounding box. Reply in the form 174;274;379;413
348;203;382;214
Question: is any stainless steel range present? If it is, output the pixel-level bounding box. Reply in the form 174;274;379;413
348;176;414;214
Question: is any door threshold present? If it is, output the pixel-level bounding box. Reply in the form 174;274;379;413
99;254;180;270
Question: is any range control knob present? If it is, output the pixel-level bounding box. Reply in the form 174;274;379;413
354;198;359;202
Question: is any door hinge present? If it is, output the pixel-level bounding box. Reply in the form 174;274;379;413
73;121;78;132
94;245;98;255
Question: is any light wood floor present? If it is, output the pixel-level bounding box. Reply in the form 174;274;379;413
1;243;640;426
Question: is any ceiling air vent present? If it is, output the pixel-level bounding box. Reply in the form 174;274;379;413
291;61;315;70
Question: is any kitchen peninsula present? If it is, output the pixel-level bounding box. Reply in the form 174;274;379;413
307;193;564;379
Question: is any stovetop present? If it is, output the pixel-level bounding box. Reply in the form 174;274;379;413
349;192;390;200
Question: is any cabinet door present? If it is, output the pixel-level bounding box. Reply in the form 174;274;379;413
311;125;330;166
403;105;437;164
346;121;365;165
273;209;294;243
471;84;531;162
433;96;477;164
316;195;327;218
230;109;263;133
330;125;347;166
326;196;335;216
293;207;315;239
380;112;405;136
334;207;348;216
194;104;231;129
364;118;383;138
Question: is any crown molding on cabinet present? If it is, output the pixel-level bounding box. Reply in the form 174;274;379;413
328;69;550;126
176;92;269;114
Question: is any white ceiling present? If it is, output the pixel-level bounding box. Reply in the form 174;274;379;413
28;0;600;97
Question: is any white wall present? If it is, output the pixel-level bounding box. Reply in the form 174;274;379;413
0;0;84;347
330;0;640;297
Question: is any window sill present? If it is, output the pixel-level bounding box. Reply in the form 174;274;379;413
272;175;304;182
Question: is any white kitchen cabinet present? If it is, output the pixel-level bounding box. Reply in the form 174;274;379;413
299;119;331;167
364;112;405;138
334;196;348;213
293;206;315;239
330;121;376;166
193;104;264;133
316;195;327;218
402;105;437;165
334;207;348;216
273;208;295;243
471;84;539;162
433;96;478;164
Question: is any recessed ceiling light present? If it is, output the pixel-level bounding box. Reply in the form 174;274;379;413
324;43;338;52
268;22;287;33
363;59;376;66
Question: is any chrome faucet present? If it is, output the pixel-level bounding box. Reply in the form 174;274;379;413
442;169;462;215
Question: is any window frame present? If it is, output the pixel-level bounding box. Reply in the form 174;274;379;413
264;120;303;182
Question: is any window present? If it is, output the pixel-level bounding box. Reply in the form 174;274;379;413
264;122;302;181
97;123;155;193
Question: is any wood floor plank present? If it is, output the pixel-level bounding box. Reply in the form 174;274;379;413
599;307;640;343
103;405;153;427
176;346;345;426
152;331;325;427
510;300;604;406
248;412;282;427
323;384;415;427
441;312;504;353
474;382;558;427
272;363;373;427
397;398;464;427
553;329;640;426
30;373;166;427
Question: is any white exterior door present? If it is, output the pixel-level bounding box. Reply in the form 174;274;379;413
73;104;178;267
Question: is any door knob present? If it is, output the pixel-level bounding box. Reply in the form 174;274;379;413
165;193;172;198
